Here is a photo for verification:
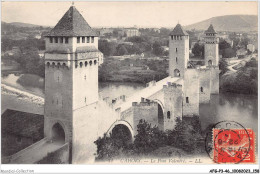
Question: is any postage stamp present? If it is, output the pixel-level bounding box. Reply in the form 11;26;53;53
213;128;255;163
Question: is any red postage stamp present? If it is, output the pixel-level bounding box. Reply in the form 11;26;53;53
213;128;255;163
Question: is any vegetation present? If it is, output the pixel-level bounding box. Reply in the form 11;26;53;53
219;39;236;58
2;38;45;78
94;117;204;161
221;58;258;95
98;58;168;83
192;43;204;57
219;59;229;76
98;36;168;57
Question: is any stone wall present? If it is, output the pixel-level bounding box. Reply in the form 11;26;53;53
36;143;69;164
198;68;211;103
1;134;34;159
183;69;199;116
72;57;99;109
204;43;219;66
132;100;158;135
210;66;220;94
44;62;73;143
163;82;183;130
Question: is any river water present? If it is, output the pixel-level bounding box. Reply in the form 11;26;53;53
1;74;258;135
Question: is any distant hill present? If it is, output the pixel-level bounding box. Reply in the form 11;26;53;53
185;15;258;32
2;21;50;28
9;22;46;28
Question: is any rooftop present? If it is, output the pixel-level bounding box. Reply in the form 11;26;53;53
2;109;44;140
46;6;98;37
170;24;189;36
205;24;217;34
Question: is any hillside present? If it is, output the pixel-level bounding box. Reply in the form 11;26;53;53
185;15;257;32
3;22;47;28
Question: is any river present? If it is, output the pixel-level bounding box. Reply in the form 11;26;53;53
1;74;258;135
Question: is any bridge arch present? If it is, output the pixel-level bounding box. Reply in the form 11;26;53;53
107;120;134;144
149;99;165;130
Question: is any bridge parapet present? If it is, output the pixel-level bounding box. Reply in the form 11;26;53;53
146;80;156;87
163;82;182;90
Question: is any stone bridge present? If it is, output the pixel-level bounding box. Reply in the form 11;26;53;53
105;76;183;138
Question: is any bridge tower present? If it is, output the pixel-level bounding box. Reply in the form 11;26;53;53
204;24;220;94
169;24;189;78
44;5;103;163
204;24;219;66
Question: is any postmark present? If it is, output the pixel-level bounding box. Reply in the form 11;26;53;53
205;121;255;164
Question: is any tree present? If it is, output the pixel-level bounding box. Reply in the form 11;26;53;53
222;48;236;58
219;59;228;76
152;41;164;56
98;40;117;56
219;40;231;50
117;45;128;56
133;119;166;154
192;43;204;57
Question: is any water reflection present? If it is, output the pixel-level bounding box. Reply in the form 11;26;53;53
199;94;258;137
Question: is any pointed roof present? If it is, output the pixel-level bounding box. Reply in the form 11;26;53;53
205;24;217;34
46;6;98;37
170;24;188;36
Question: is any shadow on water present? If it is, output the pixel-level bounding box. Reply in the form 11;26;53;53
199;93;258;136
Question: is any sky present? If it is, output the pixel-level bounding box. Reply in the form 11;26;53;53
1;1;258;28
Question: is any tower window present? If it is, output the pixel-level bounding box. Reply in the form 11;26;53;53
176;57;178;63
171;35;173;40
176;48;178;52
87;37;90;43
82;37;85;43
16;137;22;143
85;97;86;103
186;97;189;103
167;111;171;119
201;87;203;92
50;37;53;43
174;35;176;40
60;37;63;43
77;37;80;43
55;37;58;43
84;75;86;80
65;37;69;44
91;36;94;43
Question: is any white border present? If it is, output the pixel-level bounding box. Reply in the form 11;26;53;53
1;0;259;173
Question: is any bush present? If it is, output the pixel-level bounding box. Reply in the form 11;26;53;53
94;117;204;161
134;119;167;154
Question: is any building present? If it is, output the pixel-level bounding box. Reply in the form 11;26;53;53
125;28;140;37
247;44;255;52
169;23;219;113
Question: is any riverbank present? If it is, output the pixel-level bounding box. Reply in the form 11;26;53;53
1;84;44;114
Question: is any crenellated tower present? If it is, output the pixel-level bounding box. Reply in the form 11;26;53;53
169;24;189;78
204;24;220;94
204;24;219;66
44;6;103;163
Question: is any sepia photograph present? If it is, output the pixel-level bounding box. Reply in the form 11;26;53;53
1;1;258;172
